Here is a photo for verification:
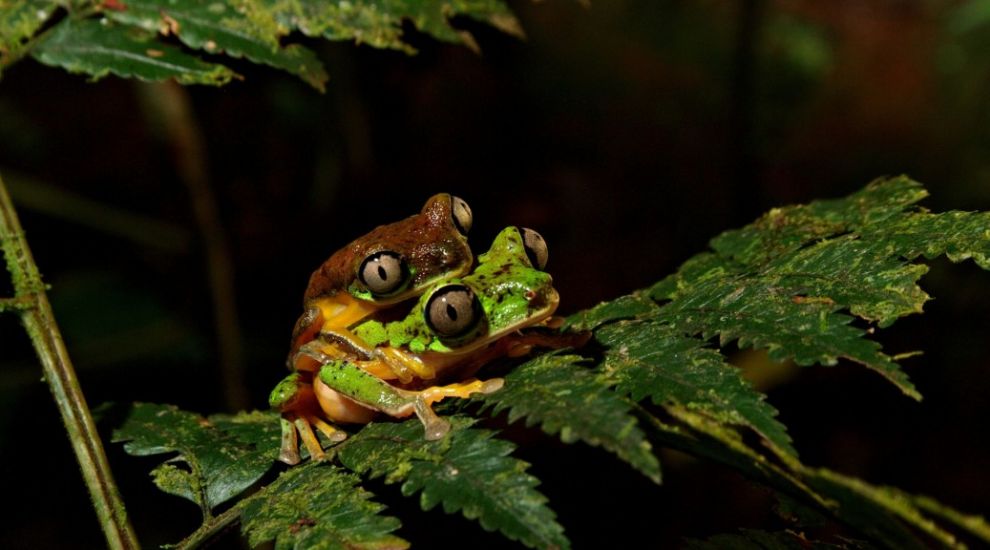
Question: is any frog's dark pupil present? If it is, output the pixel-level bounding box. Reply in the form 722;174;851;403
377;265;388;280
446;303;458;321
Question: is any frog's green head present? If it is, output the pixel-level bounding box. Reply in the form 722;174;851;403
355;226;557;354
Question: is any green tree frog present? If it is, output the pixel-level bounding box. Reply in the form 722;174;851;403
272;226;584;464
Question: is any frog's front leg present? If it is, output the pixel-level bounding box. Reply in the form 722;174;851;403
314;359;502;440
269;372;347;465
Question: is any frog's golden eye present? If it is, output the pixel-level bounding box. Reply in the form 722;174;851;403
519;227;549;270
425;284;481;338
451;196;473;235
358;251;409;296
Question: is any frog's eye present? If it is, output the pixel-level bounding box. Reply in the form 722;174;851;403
451;196;472;235
519;227;549;270
425;284;481;339
358;251;409;296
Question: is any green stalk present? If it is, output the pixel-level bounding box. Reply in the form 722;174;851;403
0;175;140;549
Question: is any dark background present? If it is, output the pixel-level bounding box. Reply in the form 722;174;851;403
2;1;990;547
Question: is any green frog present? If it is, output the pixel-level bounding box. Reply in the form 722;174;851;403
272;226;580;464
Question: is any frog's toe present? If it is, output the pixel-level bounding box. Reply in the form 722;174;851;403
412;396;451;441
479;378;504;394
278;417;302;465
423;416;451;441
295;417;327;462
312;416;348;443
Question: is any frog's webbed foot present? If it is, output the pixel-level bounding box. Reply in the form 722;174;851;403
270;372;347;465
277;414;348;465
409;378;504;440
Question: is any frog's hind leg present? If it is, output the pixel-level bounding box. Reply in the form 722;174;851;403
278;417;301;465
317;360;504;442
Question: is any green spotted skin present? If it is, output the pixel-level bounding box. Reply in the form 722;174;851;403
353;227;557;354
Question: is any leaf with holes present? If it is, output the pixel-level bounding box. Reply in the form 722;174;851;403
105;0;328;91
112;403;278;512
31;18;236;85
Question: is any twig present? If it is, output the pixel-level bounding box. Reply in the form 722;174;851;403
174;501;244;550
0;175;141;549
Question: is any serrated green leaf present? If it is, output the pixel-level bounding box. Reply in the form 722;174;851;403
708;176;929;267
112;403;279;511
338;416;568;550
240;462;408;550
800;469;954;550
0;0;58;53
619;176;990;400
595;320;795;457
264;0;522;53
474;353;662;483
105;0;328;91
658;405;990;550
654;254;921;399
31;17;236;85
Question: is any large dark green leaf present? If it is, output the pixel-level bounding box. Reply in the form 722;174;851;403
31;18;236;85
264;0;523;53
112;403;279;512
7;0;538;85
338;416;568;550
105;0;328;91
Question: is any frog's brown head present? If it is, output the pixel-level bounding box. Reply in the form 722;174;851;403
304;194;474;305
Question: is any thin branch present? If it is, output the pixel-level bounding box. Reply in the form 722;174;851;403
0;174;141;549
175;499;244;549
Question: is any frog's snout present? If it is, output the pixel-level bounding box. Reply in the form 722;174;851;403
526;286;560;313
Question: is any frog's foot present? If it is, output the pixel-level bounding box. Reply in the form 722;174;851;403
271;372;347;465
406;378;504;441
294;340;349;374
278;415;347;465
278;417;302;465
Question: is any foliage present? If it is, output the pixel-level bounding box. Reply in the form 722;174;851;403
0;0;526;87
112;403;281;515
98;177;990;548
338;416;567;550
240;462;407;550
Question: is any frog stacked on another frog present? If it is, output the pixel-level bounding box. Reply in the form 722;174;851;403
272;197;581;464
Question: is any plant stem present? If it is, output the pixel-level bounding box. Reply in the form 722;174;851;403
0;175;141;549
175;501;244;549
